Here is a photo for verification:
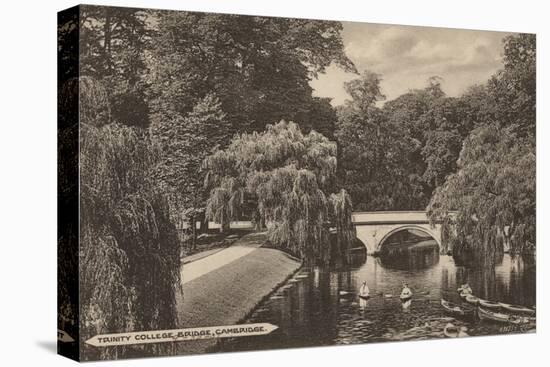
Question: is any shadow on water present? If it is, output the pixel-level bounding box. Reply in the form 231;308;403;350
379;242;440;270
344;247;368;269
452;254;536;307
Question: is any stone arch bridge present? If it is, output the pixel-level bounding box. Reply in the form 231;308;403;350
352;211;448;254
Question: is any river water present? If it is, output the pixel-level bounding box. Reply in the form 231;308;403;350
217;240;536;352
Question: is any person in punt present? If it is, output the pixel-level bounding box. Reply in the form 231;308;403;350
400;283;413;310
401;283;412;299
461;283;473;295
359;280;370;309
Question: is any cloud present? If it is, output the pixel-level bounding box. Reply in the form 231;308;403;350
346;26;420;61
310;22;512;105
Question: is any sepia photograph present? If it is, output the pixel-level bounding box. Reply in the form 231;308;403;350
57;3;536;362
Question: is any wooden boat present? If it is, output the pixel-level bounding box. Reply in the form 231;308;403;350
465;295;479;305
443;323;469;338
441;299;474;317
477;306;510;323
358;294;370;300
499;302;536;315
508;315;532;325
478;299;501;310
478;306;531;325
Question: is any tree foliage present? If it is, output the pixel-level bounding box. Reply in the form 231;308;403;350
336;71;427;210
338;71;489;211
428;124;535;261
151;94;229;241
203;121;354;263
428;34;536;260
488;33;536;140
148;11;355;138
80;5;153;128
78;78;181;359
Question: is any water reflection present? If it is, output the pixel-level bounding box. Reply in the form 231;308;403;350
379;241;440;270
454;255;536;307
218;243;536;353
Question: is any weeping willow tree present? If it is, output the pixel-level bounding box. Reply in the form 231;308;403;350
330;189;355;262
428;123;535;266
78;77;181;360
203;121;354;264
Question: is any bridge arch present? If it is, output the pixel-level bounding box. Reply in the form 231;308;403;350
352;211;449;254
376;225;441;253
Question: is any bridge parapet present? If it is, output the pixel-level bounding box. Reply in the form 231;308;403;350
352;211;431;225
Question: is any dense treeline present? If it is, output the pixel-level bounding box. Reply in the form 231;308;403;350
336;74;481;211
428;34;535;262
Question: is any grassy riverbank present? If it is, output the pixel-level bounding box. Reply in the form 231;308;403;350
176;233;301;355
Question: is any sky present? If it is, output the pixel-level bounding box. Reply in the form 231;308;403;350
310;22;512;106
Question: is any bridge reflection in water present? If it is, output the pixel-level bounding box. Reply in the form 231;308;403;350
378;228;440;270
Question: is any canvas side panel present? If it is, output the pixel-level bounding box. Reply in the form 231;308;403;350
57;5;80;362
